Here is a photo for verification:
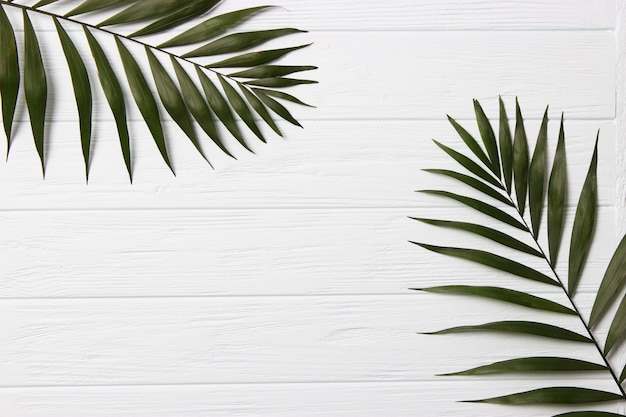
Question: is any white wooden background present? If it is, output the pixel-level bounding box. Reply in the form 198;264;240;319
0;0;625;416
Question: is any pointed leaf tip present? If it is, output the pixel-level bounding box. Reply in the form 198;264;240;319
0;5;19;152
442;357;605;376
146;48;206;163
447;114;492;170
84;27;132;181
428;321;591;342
466;387;622;405
498;97;513;193
55;18;93;178
547;114;567;265
528;106;549;237
116;37;172;174
590;234;626;327
513;99;529;214
218;74;266;143
23;9;48;175
473;99;501;178
568;136;598;295
414;243;557;286
419;285;574;314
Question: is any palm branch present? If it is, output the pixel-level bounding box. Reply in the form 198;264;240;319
413;97;626;415
0;0;316;181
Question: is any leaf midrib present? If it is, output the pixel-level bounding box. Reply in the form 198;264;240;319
502;172;626;400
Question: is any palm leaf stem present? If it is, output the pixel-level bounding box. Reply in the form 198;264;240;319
0;1;246;84
501;177;626;400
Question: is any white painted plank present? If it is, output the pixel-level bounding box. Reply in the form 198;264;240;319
0;207;619;298
0;295;614;386
616;0;626;234
0;27;614;122
1;380;623;417
0;120;615;209
228;0;618;31
2;0;616;31
308;31;614;120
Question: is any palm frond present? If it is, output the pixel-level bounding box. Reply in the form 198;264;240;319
414;98;626;415
0;0;316;180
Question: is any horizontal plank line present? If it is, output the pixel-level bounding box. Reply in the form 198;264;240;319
0;293;418;301
9;28;616;34
0;204;616;213
298;118;617;123
0;377;612;389
302;29;616;33
0;290;603;301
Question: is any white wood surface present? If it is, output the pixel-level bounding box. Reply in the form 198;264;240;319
0;1;624;416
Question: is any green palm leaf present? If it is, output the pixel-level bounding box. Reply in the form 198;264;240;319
170;57;232;158
547;114;567;265
255;89;315;107
554;413;626;417
425;321;591;343
230;65;318;79
158;6;272;49
513;98;530;213
33;0;61;7
184;28;305;58
442;357;606;376
414;285;573;314
23;9;47;175
0;0;315;180
410;218;540;256
239;83;282;136
528;106;549;236
209;44;311;68
568;136;598;295
146;47;207;164
99;0;191;27
466;387;622;405
197;68;251;153
218;74;265;142
66;0;133;17
0;5;19;154
55;18;92;178
432;139;502;188
604;294;626;355
84;27;131;179
414;99;626;416
254;88;303;127
116;37;173;174
418;190;527;230
422;169;513;206
245;77;317;88
412;243;556;285
447;115;492;169
474;99;501;177
589;235;626;327
130;0;220;37
498;96;514;193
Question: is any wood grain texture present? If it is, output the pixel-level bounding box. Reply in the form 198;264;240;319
0;120;615;209
0;295;610;386
617;1;626;234
1;380;621;417
0;207;618;298
0;0;623;416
